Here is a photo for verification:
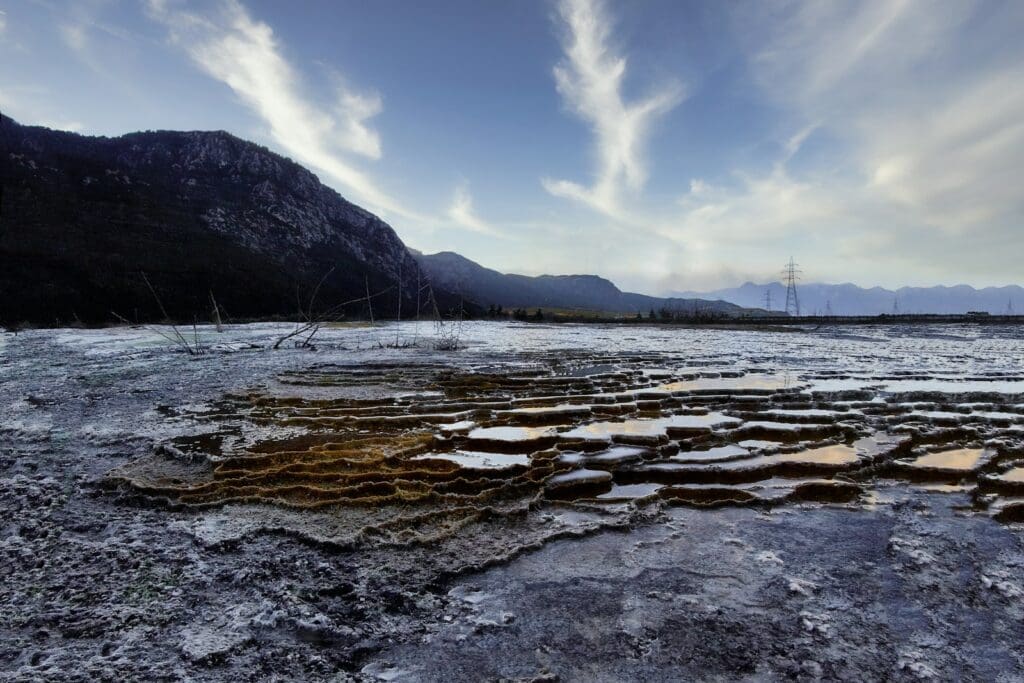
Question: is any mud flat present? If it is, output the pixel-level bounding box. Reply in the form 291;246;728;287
3;321;1024;681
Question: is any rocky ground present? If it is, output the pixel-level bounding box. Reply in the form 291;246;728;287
2;322;1024;681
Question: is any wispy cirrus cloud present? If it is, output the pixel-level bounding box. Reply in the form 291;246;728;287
146;0;420;221
0;85;84;132
667;0;1024;286
542;0;684;218
446;183;506;238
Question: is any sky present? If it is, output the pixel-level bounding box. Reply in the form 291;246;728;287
2;0;1023;294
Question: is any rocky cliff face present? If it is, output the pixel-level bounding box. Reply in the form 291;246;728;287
0;117;446;324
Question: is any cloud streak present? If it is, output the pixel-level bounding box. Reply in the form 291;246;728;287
666;0;1024;286
543;0;684;217
447;184;505;238
147;0;419;221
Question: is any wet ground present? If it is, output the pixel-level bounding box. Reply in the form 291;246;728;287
3;321;1024;681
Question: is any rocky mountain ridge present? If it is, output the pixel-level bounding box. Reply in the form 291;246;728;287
0;117;447;324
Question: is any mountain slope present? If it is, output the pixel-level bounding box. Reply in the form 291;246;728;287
0;117;459;325
414;251;749;316
672;282;1023;316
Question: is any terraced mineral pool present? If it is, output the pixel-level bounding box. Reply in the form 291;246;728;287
105;344;1024;541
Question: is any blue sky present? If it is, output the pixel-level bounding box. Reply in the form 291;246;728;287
2;0;1023;293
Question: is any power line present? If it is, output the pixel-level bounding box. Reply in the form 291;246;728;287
782;257;801;316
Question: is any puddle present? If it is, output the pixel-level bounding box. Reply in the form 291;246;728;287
659;373;800;393
594;483;663;500
412;451;530;469
764;444;860;466
671;445;751;463
559;413;740;443
546;469;613;495
465;426;561;450
902;448;986;472
996;467;1024;483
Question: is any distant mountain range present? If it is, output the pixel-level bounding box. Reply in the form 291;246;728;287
0;117;747;326
672;282;1023;316
19;116;1003;325
413;251;748;317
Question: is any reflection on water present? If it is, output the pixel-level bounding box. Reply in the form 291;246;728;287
659;373;798;392
995;467;1024;483
905;448;986;471
412;451;529;469
467;426;558;442
560;413;739;441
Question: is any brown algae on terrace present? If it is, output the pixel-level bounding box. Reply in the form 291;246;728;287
107;358;1024;544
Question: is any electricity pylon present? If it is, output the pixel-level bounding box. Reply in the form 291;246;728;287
764;287;773;312
782;257;801;316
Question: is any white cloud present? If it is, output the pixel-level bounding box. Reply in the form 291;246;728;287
59;23;87;52
748;0;1024;236
335;88;382;160
0;86;83;132
0;10;8;35
663;0;1024;287
674;171;845;250
542;0;684;217
147;0;419;221
447;184;505;238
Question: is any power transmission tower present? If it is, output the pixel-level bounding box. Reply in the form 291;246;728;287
782;257;801;316
825;300;833;317
892;295;900;315
764;287;773;312
1008;299;1015;316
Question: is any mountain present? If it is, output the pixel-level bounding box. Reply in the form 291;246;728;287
0;116;462;325
672;281;1024;316
413;251;750;316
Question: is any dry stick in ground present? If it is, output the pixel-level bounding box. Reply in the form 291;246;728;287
273;268;334;350
365;274;384;348
209;291;223;332
413;265;423;347
427;280;463;351
365;275;375;326
109;309;200;355
272;274;396;350
138;272;202;354
395;261;402;347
